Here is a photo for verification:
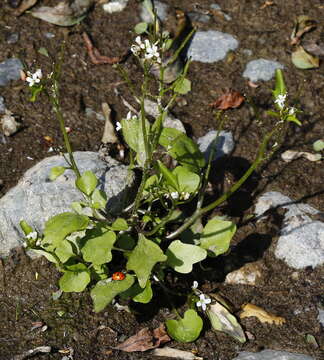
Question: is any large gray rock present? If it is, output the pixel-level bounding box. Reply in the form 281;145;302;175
243;59;284;82
255;191;324;269
197;130;234;161
232;350;314;360
187;30;239;63
0;58;23;86
0;152;135;257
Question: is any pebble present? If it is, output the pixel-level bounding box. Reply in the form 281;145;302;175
197;130;234;161
140;0;169;23
187;30;238;63
232;350;314;360
254;191;324;269
243;59;284;82
0;96;5;114
210;3;232;21
0;152;136;258
225;261;263;285
188;12;211;24
6;32;19;44
0;58;23;86
44;32;55;39
318;308;324;327
102;0;128;14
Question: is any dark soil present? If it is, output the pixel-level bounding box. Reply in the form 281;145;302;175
0;0;323;359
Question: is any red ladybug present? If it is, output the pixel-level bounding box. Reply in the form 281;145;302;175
112;272;125;281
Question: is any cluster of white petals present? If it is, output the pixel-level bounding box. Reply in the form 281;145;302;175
274;93;287;109
131;36;161;64
169;191;190;201
192;281;211;311
26;69;42;87
126;111;138;121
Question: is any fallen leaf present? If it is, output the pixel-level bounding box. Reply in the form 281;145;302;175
115;324;170;352
291;46;320;69
31;0;93;26
291;16;317;45
240;303;286;325
101;102;118;144
15;0;38;16
281;150;321;162
209;89;244;110
153;347;203;360
303;41;324;57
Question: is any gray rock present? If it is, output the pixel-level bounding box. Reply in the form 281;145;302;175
318;308;324;327
102;0;128;13
6;32;19;44
0;152;135;257
144;99;186;133
187;31;238;63
210;3;232;21
0;96;5;114
243;59;284;82
197;130;234;161
0;58;23;86
255;191;324;269
232;350;314;360
188;12;211;23
140;0;169;23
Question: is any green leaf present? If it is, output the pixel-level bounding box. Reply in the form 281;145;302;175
206;301;246;343
157;160;179;191
55;239;75;263
32;249;58;264
91;188;107;210
126;234;167;288
121;281;153;303
43;212;89;247
134;22;148;34
273;69;286;100
91;275;134;312
59;263;91;292
38;47;49;57
49;166;66;181
166;309;203;343
200;217;236;256
166;240;207;273
266;110;280;118
81;229;116;265
313;139;324;152
291;46;320;69
115;234;136;250
159;128;206;173
174;78;191;94
111;218;128;231
20;220;33;236
286;114;302;126
173;166;200;193
76;170;98;196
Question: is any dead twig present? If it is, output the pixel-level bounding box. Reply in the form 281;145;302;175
82;32;128;65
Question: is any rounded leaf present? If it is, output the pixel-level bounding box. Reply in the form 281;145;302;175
76;170;98;196
59;263;90;292
49;166;66;181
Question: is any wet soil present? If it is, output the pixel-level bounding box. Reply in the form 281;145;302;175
0;0;324;359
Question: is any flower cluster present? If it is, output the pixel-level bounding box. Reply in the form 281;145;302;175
274;93;296;116
192;281;211;311
131;36;161;64
169;191;190;201
26;69;42;87
116;111;138;132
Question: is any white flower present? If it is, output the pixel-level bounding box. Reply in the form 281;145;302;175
145;43;161;63
36;239;42;246
170;191;179;200
126;111;138;121
288;107;296;115
196;294;211;311
26;69;42;87
116;121;122;131
26;231;38;240
274;93;287;109
136;36;145;49
192;281;199;290
181;192;190;201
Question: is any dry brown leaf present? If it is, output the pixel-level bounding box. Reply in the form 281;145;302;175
115;324;170;352
291;16;317;45
15;0;38;16
153;347;203;360
240;303;286;325
303;41;324;57
209;89;244;110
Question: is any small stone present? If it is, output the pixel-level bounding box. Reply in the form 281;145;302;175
232;350;314;360
187;31;238;63
255;191;324;269
140;0;169;23
210;3;232;21
225;261;263;285
44;32;55;39
188;12;211;24
103;0;128;13
6;32;19;44
0;58;24;86
197;130;234;161
0;96;5;114
243;59;284;82
318;308;324;327
1;110;21;136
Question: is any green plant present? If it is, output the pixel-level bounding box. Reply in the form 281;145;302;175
21;9;300;343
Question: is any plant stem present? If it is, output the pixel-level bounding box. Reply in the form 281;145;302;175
166;126;279;240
